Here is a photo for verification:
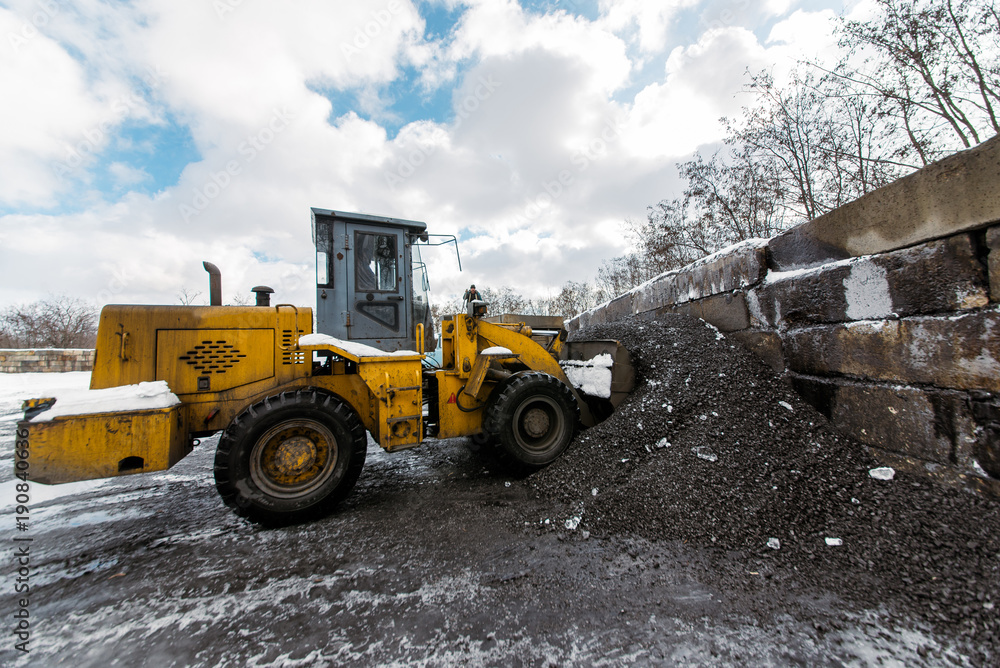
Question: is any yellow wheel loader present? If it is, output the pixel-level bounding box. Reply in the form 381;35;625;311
16;209;633;525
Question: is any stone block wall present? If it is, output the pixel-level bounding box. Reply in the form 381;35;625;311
0;349;96;373
569;135;1000;496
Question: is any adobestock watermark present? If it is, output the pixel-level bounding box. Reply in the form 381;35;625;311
383;74;501;191
7;0;58;54
54;66;168;179
516;116;624;223
12;425;33;654
95;265;133;305
700;0;751;32
340;0;405;61
213;0;247;19
178;107;295;223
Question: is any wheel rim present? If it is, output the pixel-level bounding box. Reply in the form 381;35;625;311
512;396;566;453
250;419;339;498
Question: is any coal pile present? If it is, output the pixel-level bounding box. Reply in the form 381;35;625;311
531;314;999;655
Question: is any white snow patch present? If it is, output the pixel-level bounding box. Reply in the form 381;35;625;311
28;381;180;422
869;467;896;480
298;333;418;357
0;371;92;405
0;478;108;508
560;353;614;399
692;446;717;462
767;537;781;550
704;321;725;340
745;289;766;325
778;401;793;412
844;261;893;320
764;254;860;285
825;537;843;547
481;346;513;356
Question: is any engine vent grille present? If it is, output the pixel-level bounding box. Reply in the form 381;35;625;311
178;340;247;375
282;329;306;366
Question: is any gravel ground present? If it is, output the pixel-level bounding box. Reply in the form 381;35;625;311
531;314;1000;664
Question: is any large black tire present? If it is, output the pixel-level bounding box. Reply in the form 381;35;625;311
482;372;579;467
213;388;367;526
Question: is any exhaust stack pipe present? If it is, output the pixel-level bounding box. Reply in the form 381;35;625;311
252;286;274;307
203;261;222;306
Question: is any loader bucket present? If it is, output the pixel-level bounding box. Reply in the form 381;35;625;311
560;339;635;424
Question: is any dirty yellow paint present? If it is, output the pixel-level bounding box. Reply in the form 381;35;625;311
18;405;189;485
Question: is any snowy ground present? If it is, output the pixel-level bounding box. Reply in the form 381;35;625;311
0;373;108;505
0;371;982;666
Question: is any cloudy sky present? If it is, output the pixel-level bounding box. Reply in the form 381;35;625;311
0;0;863;309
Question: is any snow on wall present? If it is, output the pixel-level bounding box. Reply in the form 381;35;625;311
843;261;893;320
567;220;1000;493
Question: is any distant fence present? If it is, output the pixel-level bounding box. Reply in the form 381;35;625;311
569;135;1000;497
0;349;95;373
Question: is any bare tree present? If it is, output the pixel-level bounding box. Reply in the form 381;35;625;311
725;71;902;223
478;285;534;315
606;1;998;302
177;288;203;306
546;280;601;318
594;252;664;302
827;0;999;165
681;147;788;242
0;296;98;349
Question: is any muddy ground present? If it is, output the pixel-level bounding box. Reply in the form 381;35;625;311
0;433;970;667
0;315;996;667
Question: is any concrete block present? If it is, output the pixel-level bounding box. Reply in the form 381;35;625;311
632;240;768;313
987;225;1000;249
769;135;1000;270
867;449;1000;498
604;293;634;322
758;234;988;328
728;330;785;373
989;226;1000;303
667;292;750;332
971;394;1000;478
789;375;980;469
785;311;1000;392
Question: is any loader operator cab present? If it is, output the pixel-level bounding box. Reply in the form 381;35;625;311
311;208;435;353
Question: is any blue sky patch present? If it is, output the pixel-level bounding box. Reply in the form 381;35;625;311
90;119;199;196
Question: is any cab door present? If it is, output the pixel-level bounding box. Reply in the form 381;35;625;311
345;223;411;346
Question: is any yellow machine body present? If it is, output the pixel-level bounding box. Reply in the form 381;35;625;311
18;405;189;485
18;303;425;483
13;209;635;526
18;306;576;483
16;301;629;496
433;314;585;438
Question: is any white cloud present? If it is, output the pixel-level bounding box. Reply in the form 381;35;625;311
108;162;150;187
449;0;632;94
763;0;795;18
620;27;768;159
1;0;854;312
598;0;700;53
766;8;838;60
0;8;112;206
